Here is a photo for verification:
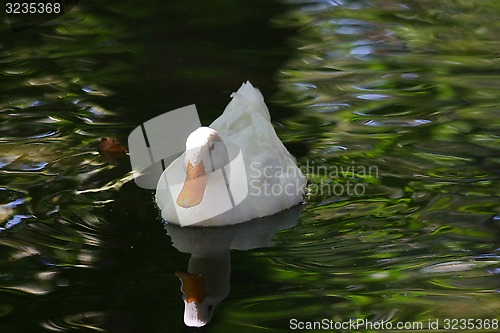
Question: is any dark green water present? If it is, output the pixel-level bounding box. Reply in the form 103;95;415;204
1;0;500;332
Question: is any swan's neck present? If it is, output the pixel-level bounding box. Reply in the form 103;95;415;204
177;127;229;209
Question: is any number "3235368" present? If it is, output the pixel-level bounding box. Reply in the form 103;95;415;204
5;2;62;14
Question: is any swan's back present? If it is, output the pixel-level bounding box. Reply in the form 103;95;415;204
210;82;306;222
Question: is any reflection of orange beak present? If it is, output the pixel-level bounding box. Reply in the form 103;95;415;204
175;271;206;303
176;161;207;208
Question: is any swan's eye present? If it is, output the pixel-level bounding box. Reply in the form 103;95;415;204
209;143;215;151
208;304;213;313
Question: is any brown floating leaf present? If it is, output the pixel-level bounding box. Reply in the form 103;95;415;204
98;138;127;153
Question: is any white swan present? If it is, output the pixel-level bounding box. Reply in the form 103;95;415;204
156;81;306;226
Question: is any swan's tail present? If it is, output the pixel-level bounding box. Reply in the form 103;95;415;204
229;81;271;122
210;81;272;138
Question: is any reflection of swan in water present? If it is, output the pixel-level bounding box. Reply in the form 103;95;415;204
165;204;303;327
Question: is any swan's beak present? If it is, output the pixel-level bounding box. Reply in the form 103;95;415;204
176;160;207;208
175;271;207;304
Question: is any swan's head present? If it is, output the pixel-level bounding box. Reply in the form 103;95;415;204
176;127;229;208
